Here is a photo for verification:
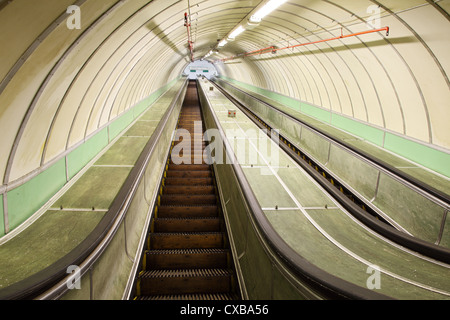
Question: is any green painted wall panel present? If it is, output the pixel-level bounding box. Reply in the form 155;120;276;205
384;133;450;177
301;103;331;124
0;194;4;238
7;158;66;231
133;98;150;119
133;78;179;122
67;128;109;180
331;114;385;147
109;111;134;141
0;79;181;237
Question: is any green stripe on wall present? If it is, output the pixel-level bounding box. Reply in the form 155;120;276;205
7;158;67;232
331;114;385;147
384;133;450;177
301;102;330;124
67;128;109;180
0;194;4;237
2;78;180;236
220;76;450;178
109;112;134;141
111;78;180;141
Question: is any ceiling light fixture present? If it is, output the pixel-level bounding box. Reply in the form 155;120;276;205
249;0;288;23
218;39;228;47
228;25;245;40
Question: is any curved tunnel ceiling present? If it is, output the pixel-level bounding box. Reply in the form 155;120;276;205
0;0;449;187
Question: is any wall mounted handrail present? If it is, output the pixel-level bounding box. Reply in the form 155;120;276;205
0;78;189;300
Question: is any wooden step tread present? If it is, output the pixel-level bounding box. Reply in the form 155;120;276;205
168;164;210;171
147;248;228;255
153;217;221;232
157;205;218;217
160;194;216;205
163;185;215;194
165;177;213;185
138;269;232;295
141;268;232;278
150;232;224;236
166;171;212;178
136;293;238;300
145;248;229;269
149;232;224;249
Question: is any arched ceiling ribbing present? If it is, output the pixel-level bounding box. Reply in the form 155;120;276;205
0;0;449;186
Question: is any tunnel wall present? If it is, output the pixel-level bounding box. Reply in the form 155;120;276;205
0;1;449;237
217;75;450;178
0;0;190;237
0;78;179;238
211;1;450;179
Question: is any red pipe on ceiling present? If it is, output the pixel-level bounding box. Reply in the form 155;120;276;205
216;27;390;63
184;12;194;62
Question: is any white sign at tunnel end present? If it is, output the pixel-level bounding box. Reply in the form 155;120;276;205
67;5;81;30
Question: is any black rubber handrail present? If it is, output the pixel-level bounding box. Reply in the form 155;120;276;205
0;79;188;300
198;80;392;300
211;80;450;265
214;79;450;207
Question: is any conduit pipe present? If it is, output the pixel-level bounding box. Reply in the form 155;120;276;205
215;27;390;63
184;12;194;62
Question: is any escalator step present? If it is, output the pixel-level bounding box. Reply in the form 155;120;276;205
136;293;238;300
164;185;215;195
145;248;229;269
165;177;213;185
157;205;218;217
149;232;224;249
139;269;232;295
168;164;210;171
170;159;207;165
166;170;212;178
154;217;221;233
160;194;216;205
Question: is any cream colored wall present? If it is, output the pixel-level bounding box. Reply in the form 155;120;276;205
214;0;450;154
0;0;189;186
0;0;448;189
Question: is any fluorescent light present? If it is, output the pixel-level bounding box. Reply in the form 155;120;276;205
218;40;228;47
204;50;213;59
228;25;245;39
250;0;287;23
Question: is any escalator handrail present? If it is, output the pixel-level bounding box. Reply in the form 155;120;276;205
0;78;189;300
198;80;391;300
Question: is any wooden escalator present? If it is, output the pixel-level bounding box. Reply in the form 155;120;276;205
134;80;240;300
